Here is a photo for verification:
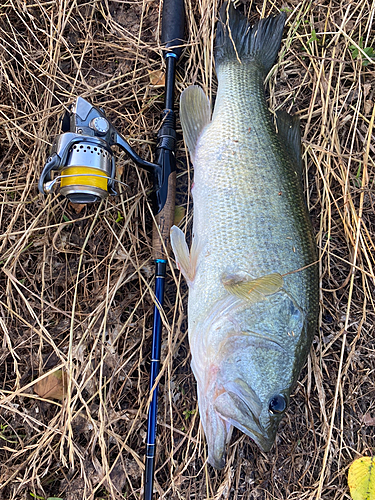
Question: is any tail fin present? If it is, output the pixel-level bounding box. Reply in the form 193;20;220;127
215;2;286;74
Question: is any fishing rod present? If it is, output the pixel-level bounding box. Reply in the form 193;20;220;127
38;1;185;496
144;0;185;498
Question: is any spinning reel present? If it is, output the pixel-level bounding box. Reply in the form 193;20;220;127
38;96;174;212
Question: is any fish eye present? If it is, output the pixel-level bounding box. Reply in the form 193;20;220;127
268;394;287;415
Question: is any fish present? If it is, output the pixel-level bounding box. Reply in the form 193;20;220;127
170;2;319;469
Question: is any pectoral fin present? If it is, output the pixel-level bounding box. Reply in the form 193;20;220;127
222;272;283;303
180;85;211;162
170;225;200;287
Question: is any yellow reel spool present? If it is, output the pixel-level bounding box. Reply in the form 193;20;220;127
61;166;108;191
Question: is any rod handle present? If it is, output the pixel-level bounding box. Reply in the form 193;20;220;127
161;0;185;59
152;170;176;261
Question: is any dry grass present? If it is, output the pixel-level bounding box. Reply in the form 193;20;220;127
0;0;374;499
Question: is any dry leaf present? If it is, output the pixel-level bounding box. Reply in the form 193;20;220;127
362;413;375;426
363;83;371;99
92;456;127;494
148;69;165;87
109;461;127;493
364;100;373;115
34;369;67;400
68;202;86;214
348;456;375;500
116;164;125;177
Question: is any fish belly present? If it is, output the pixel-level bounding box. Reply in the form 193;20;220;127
189;64;315;352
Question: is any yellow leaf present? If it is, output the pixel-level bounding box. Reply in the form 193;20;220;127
34;369;67;400
348;456;375;500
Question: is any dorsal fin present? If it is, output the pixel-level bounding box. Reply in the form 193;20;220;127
276;110;302;177
179;85;211;162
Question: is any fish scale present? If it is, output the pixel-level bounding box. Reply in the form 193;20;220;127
171;3;319;469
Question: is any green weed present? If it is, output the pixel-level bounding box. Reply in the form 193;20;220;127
350;37;374;66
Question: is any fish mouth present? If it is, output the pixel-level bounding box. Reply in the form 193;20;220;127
213;383;277;453
245;425;275;453
229;398;276;453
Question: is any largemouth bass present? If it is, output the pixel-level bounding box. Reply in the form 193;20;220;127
170;3;319;469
